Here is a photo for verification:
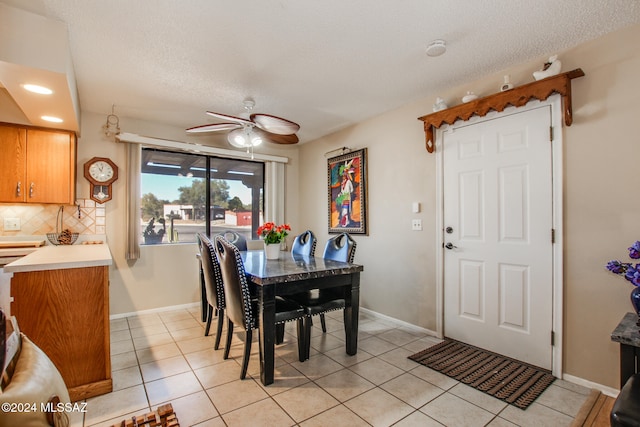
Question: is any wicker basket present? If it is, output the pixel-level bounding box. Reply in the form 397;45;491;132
111;404;179;427
46;231;79;246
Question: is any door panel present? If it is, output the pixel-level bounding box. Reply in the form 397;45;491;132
443;106;553;369
460;260;484;320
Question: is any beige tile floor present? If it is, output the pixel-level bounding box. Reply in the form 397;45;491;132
70;307;593;427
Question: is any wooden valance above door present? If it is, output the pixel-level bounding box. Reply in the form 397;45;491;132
418;69;585;153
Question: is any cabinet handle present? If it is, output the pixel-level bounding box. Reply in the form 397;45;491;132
16;181;21;197
29;182;34;198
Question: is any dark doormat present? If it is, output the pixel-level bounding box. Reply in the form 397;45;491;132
408;338;555;409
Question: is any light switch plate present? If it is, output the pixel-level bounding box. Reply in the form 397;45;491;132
4;217;20;231
411;219;422;231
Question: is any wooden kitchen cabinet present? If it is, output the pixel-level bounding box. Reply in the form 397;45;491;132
10;265;112;401
0;125;26;203
0;123;76;204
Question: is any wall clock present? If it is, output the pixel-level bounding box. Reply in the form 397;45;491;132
83;157;118;203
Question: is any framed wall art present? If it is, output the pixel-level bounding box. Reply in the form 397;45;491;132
327;148;368;234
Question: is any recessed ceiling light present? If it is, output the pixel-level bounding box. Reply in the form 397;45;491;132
426;39;446;57
41;116;63;123
23;84;53;95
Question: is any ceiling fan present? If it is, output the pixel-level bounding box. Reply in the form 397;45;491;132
186;99;300;149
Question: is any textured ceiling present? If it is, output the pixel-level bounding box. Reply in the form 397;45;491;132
2;0;640;144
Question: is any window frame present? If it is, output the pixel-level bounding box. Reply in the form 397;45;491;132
140;147;265;245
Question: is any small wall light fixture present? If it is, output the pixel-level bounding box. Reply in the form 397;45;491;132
103;104;120;137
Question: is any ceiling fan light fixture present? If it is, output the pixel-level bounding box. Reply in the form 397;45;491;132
426;39;446;57
227;127;263;148
228;129;247;148
188;99;300;146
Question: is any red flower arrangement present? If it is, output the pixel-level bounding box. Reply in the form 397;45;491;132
257;222;291;245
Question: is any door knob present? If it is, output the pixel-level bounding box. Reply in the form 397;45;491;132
445;226;453;234
445;242;457;250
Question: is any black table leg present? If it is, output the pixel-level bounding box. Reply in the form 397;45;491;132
258;284;276;385
620;343;637;388
344;272;360;355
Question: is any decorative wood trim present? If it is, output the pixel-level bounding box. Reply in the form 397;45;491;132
417;69;585;152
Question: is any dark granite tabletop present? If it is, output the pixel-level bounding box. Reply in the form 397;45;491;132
611;312;640;346
241;250;363;285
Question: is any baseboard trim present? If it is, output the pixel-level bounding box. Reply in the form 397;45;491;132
563;373;620;397
359;307;439;337
109;302;200;320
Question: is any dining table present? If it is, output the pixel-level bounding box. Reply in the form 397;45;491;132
241;249;364;386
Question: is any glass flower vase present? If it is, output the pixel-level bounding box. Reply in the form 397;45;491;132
631;287;640;319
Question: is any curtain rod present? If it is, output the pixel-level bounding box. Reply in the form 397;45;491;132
116;132;289;164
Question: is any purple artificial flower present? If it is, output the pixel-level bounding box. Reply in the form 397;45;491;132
607;260;630;275
629;241;640;259
626;264;640;286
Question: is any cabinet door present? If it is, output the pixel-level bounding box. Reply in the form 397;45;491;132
0;125;27;202
26;129;76;204
11;266;112;400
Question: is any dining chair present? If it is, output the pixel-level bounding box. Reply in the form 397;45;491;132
290;232;356;359
196;233;226;349
214;230;247;251
213;236;309;379
291;230;317;257
195;251;207;323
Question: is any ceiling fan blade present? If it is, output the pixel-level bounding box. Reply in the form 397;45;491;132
205;111;253;126
186;123;242;133
250;113;300;135
255;129;299;144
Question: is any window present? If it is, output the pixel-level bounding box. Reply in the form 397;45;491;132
140;148;264;244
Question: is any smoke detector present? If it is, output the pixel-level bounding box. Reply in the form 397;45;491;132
426;40;446;57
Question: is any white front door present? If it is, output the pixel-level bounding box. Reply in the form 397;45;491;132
442;105;553;369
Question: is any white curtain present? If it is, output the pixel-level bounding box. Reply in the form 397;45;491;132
264;161;285;225
125;143;141;260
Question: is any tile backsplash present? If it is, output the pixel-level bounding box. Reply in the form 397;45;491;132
0;199;105;236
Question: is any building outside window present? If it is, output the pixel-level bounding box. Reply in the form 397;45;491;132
140;148;264;244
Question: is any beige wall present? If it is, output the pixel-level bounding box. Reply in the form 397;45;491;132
296;24;640;389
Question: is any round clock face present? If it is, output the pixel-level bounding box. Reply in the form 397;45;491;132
88;161;115;183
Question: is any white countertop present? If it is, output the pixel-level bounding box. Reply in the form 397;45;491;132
3;244;113;273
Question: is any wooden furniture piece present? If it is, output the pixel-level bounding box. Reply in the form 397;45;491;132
10;265;111;401
242;250;363;385
418;69;585;153
611;312;640;388
0;122;76;204
110;403;180;427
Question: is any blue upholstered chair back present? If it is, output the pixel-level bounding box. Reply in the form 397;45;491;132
291;230;317;257
215;230;248;251
323;233;356;263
